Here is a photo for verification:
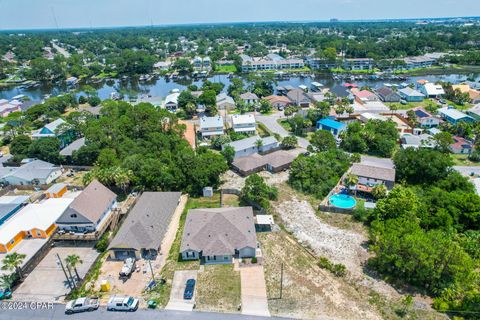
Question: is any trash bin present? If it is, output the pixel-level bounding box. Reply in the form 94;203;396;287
147;300;157;309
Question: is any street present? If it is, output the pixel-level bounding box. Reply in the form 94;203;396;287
256;112;310;149
1;303;287;320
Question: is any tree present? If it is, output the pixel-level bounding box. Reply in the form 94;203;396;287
281;136;298;149
0;274;16;290
65;254;83;282
221;145;235;164
72;143;100;165
371;184;387;200
344;174;358;188
254;139;264;149
177;91;197;109
9;135;32;158
173;58;193;74
374;186;420;221
393;148;453;185
1;252;26;279
309;130;336;153
28;137;62;164
259;99;272;114
433;132;454;153
240;174;278;210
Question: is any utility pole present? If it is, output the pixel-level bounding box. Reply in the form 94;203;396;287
147;259;155;282
56;253;72;290
279;262;284;299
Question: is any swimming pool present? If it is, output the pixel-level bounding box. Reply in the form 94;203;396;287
329;193;357;209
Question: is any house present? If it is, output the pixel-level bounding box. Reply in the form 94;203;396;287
0;160;62;186
0;198;73;253
265;95;292;110
350;163;396;192
56;180;117;236
108;192;182;260
401;134;436;149
329;85;351;98
352;89;379;104
449;136;473;154
199;116;225;138
398;87;425;102
287;89;311;108
164;92;180;111
437;106;474;125
316;118;346;138
59;137;86;158
419;83;445;98
411;107;441;127
343;58;374;70
467;104;480;121
45;183;67;198
0;100;22;118
32;118;67;139
240;92;259;105
216;93;235;110
359;112;387;123
153;61;172;70
0;195;29;226
376;87;401;102
180;207;257;264
231;150;295;176
452;84;480;104
222;135;278;158
231;114;256;134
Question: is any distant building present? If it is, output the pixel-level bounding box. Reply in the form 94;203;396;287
419;83;445;98
216;93;235;110
410;107;441;127
343;58;374;71
437;107;474;125
222;135;278;159
164;92;180;111
199;116;225;139
316;118;346;138
286;89;311;108
375;87;401;103
240;92;260;105
449;136;473;154
398;87;425;102
231;114;256;134
264;95;292;110
240;53;304;72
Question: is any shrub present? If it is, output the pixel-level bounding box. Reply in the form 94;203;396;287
251;257;257;264
317;257;347;277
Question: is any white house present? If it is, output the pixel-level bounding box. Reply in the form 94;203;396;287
240;92;259;105
0;160;62;186
164;92;180;111
222;135;279;158
420;83;445;98
231;114;256;134
199;116;225;138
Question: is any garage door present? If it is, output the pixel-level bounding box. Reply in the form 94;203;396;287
114;250;136;260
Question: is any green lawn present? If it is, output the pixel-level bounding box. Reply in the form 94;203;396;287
451;154;480;167
195;264;241;312
278;119;292;132
145;195;221;307
215;65;237;73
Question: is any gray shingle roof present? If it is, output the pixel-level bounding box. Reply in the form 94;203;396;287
350;163;396;182
59;137;86;156
56;180;116;224
4;160;60;182
180;207;256;256
225;135;277;152
109;192;181;251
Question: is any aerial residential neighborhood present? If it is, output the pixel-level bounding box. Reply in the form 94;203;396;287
0;2;479;320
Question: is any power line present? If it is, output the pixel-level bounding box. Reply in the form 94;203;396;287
50;6;59;30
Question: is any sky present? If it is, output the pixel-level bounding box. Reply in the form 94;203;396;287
0;0;478;30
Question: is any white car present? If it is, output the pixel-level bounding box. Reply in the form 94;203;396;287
65;297;99;314
107;295;139;312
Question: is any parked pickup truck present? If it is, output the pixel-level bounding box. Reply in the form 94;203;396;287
119;257;136;278
107;295;139;312
65;297;99;314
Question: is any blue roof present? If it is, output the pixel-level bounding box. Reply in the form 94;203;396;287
317;118;346;130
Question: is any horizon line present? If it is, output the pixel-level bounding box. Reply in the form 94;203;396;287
1;15;479;33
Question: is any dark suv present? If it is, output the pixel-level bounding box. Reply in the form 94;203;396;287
183;279;196;300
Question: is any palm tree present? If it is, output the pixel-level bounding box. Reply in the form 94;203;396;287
65;254;83;282
345;174;359;188
254;139;264;150
1;252;26;279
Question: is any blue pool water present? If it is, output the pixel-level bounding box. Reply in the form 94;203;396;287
329;193;357;209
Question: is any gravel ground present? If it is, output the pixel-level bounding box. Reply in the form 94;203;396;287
273;196;401;300
220;170;289;190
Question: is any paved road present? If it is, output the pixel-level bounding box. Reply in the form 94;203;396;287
256;112;310;149
1;303;286;320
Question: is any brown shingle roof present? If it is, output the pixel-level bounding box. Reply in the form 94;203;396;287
180;207;256;256
350;163;396;182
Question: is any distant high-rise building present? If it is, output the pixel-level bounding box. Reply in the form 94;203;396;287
330;18;339;23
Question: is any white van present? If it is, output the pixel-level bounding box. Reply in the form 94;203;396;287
106;295;139;312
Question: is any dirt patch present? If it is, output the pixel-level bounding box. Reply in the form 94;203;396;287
259;232;382;320
220;170;289;190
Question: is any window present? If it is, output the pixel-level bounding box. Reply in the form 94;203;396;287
10;239;14;245
37;231;42;237
70;214;77;218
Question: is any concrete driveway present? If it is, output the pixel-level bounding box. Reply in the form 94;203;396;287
256;112;309;149
165;270;198;311
240;265;270;317
13;245;99;302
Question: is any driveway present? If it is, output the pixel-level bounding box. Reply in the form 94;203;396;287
165;270;198;311
13;245;99;302
240;265;270;317
256;112;309;149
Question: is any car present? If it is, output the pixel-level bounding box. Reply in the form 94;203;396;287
107;295;139;312
439;99;446;104
400;99;407;105
183;279;196;300
65;297;99;314
0;287;12;300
